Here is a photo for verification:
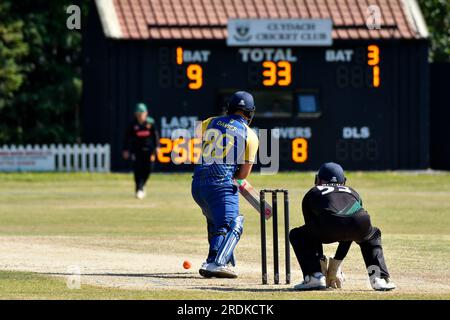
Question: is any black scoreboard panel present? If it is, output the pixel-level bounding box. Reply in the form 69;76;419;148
139;41;427;172
112;40;428;172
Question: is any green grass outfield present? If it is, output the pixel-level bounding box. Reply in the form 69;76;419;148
0;171;449;299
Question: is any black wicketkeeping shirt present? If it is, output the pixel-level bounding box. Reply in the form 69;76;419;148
302;185;365;224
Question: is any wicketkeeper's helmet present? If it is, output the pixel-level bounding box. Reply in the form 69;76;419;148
315;162;347;185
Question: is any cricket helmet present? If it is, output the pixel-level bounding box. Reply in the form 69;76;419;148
316;162;346;185
226;91;256;124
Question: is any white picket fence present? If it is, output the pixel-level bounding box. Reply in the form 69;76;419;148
0;144;110;172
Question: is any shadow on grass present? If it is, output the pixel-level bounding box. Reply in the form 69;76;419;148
191;286;298;293
40;272;199;280
40;272;372;294
192;286;373;294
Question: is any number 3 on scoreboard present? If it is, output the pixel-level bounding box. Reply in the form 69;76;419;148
292;138;308;163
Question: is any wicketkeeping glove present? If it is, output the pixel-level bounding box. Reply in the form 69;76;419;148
327;257;345;289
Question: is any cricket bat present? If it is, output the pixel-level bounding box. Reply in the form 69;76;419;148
233;179;272;219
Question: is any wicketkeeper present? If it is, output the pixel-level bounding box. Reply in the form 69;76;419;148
289;162;396;291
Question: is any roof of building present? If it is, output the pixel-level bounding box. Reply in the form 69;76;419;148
95;0;428;40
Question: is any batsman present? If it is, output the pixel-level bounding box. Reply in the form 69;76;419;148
192;91;259;278
289;162;396;291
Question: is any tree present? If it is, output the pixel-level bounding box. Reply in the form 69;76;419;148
0;0;88;144
0;2;29;142
418;0;450;62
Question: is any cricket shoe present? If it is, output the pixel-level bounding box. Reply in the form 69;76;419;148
199;262;213;278
293;273;326;291
199;262;237;279
371;277;396;291
136;189;146;199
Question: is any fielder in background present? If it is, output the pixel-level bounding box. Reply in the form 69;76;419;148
289;162;396;291
192;91;259;278
122;103;160;199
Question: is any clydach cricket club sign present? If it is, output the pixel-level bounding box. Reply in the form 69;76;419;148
227;19;333;46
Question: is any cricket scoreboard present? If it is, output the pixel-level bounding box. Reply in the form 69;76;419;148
148;43;427;171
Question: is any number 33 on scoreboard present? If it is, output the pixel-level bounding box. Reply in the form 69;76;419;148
292;138;308;163
262;61;292;86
